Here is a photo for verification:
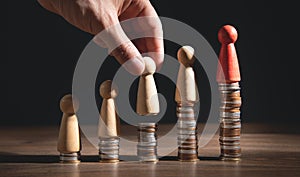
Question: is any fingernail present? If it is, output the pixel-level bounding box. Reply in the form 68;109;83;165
122;57;145;76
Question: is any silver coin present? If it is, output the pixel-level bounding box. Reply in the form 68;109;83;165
220;90;240;94
221;153;241;157
218;83;239;87
138;156;157;162
99;145;119;150
177;125;197;130
98;141;120;145
98;143;119;147
177;134;197;139
218;83;240;89
178;149;198;154
137;150;156;153
100;150;119;155
60;153;80;161
177;129;197;134
220;118;241;123
220;141;240;145
137;146;157;150
137;151;156;155
219;136;240;141
138;151;157;155
138;135;157;140
100;148;119;153
100;154;119;159
219;90;241;95
100;148;119;152
138;135;156;139
220;145;241;150
219;87;240;91
177;112;195;118
138;136;156;140
178;121;197;126
220;123;241;129
99;139;119;144
138;141;157;146
219;105;240;110
177;129;197;135
98;141;119;145
219;118;240;123
220;111;241;117
138;139;157;144
138;122;156;126
177;106;194;112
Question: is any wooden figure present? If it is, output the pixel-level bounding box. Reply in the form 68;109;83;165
136;57;160;116
57;94;81;163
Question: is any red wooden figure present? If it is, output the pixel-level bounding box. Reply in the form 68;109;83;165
216;25;241;83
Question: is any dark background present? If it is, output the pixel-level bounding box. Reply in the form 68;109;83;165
3;1;299;126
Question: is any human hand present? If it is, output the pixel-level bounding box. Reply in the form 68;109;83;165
37;0;164;75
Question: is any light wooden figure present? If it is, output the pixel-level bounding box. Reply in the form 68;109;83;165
57;94;81;163
98;80;120;138
98;80;120;163
175;46;199;162
175;46;198;104
136;57;160;116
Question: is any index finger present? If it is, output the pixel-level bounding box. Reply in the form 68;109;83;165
136;1;164;71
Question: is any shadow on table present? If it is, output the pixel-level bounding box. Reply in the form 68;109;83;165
0;152;220;163
159;156;220;161
0;152;99;163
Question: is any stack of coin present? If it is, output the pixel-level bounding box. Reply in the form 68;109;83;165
218;83;242;161
59;152;80;163
177;103;198;162
98;137;120;163
137;123;158;162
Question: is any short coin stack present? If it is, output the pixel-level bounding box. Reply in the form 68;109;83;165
98;80;120;163
177;103;198;161
98;137;120;162
137;123;158;162
218;83;242;161
59;152;81;162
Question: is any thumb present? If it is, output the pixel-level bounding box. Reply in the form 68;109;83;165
93;22;145;76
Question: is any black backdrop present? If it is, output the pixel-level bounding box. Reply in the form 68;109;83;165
3;1;299;125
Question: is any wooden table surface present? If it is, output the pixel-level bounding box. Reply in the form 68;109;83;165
0;123;299;177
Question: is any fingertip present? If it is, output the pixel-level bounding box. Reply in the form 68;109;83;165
155;55;164;71
145;52;164;72
122;57;145;76
110;40;146;75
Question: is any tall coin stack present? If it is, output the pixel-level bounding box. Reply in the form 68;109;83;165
177;103;198;162
175;46;199;162
218;83;242;161
137;123;158;162
216;25;242;161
